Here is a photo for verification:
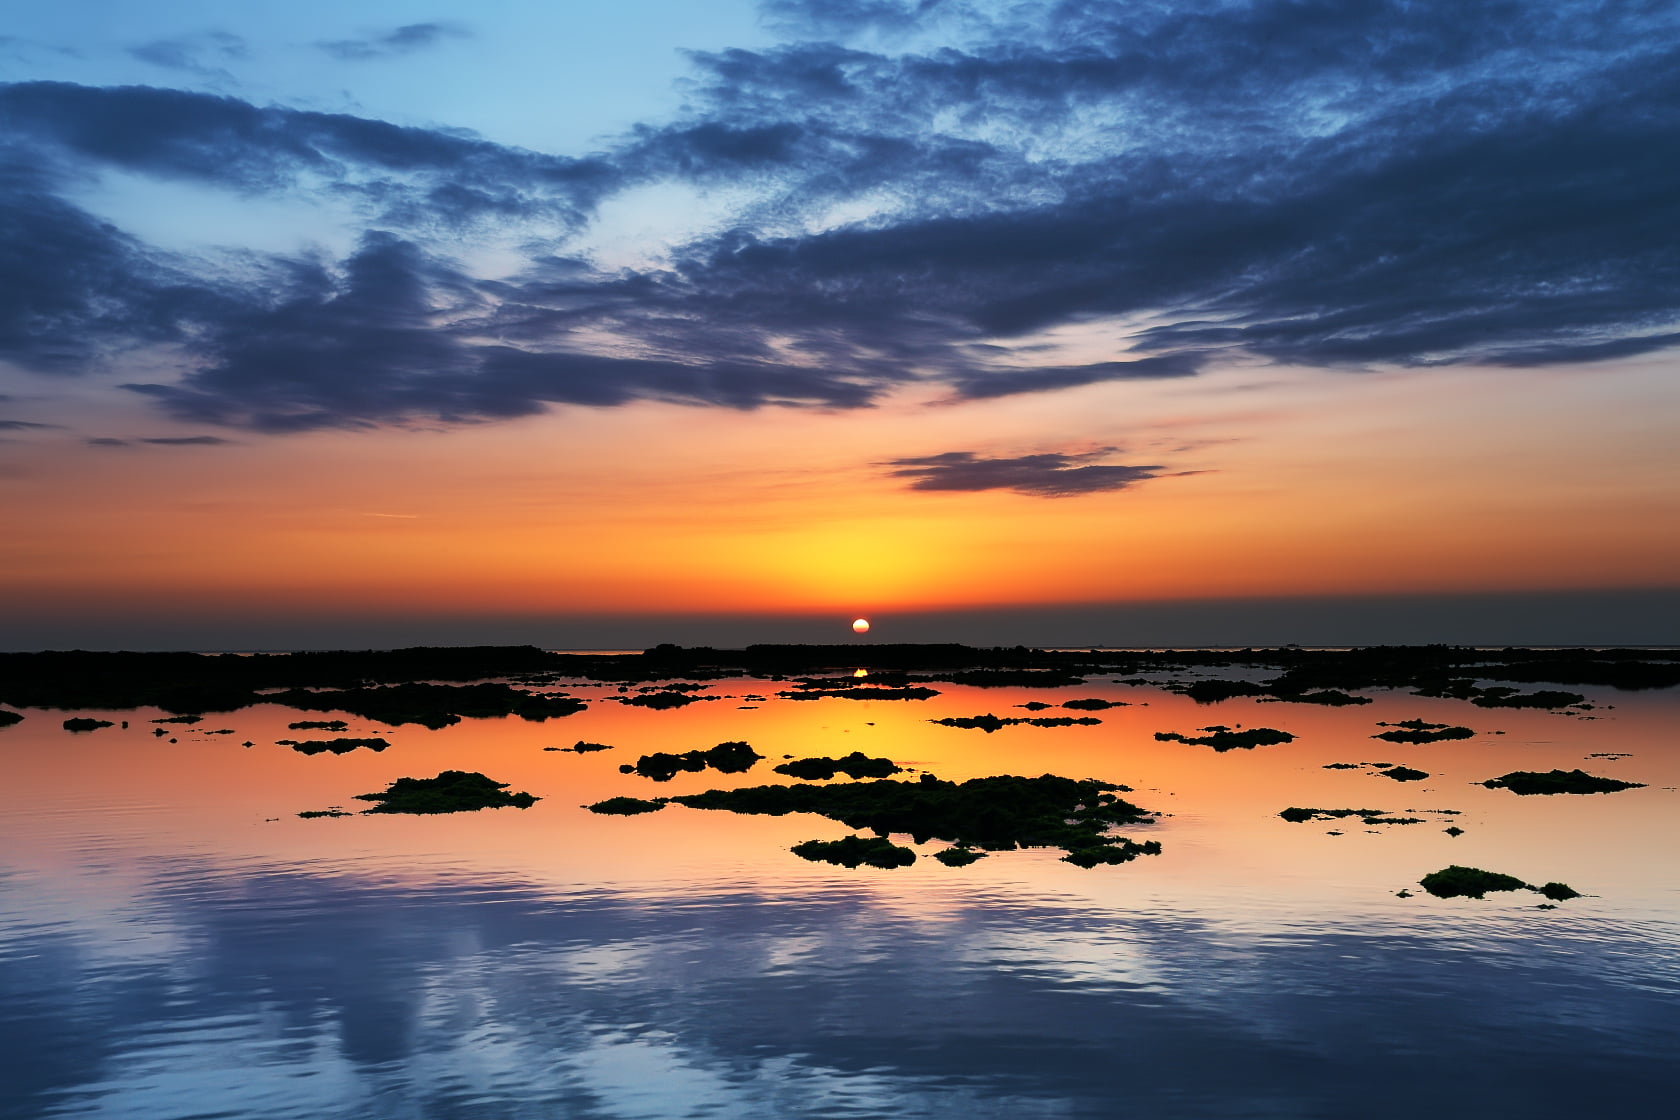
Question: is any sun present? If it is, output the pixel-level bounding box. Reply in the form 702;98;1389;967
851;617;871;634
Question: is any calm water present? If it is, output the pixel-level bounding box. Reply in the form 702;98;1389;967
3;667;1678;1118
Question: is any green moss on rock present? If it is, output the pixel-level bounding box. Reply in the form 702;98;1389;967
353;770;539;814
792;835;917;868
1419;866;1529;899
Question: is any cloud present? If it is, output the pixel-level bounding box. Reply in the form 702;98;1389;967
0;419;61;430
0;82;612;221
86;435;234;447
0;155;208;373
3;0;1679;431
883;449;1165;496
128;31;247;77
316;23;471;62
123;233;881;431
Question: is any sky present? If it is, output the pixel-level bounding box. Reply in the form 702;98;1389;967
1;0;1676;650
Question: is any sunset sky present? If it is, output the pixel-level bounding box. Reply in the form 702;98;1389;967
2;0;1676;650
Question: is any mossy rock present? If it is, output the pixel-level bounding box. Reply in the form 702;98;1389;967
352;770;539;814
1419;865;1529;899
933;846;988;867
792;835;916;869
774;751;902;780
586;796;667;815
628;741;763;781
673;773;1158;867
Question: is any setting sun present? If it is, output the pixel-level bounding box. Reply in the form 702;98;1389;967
852;618;871;634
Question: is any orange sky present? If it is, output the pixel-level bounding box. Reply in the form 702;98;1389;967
3;354;1675;648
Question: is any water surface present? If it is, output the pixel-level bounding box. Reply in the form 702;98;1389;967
3;667;1677;1118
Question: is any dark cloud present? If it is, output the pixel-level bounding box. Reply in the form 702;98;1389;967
124;233;881;430
0;155;211;373
316;23;471;62
0;419;60;430
0;82;612;221
3;0;1679;431
884;449;1165;496
87;435;234;446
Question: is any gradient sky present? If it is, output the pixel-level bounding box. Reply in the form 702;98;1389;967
1;0;1676;650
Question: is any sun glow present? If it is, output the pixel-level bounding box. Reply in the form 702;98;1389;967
852;618;871;633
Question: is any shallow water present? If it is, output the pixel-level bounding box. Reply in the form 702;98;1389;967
3;669;1678;1118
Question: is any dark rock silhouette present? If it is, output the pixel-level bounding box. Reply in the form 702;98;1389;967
5;644;1674;717
1419;866;1582;902
1279;807;1386;823
1154;726;1295;751
625;741;763;781
1380;766;1430;782
585;796;667;815
268;682;586;729
932;713;1103;732
780;685;941;700
352;771;538;813
279;737;390;755
933;846;988;866
1420;866;1529;899
1373;720;1475;744
288;720;349;731
670;773;1158;866
792;835;917;868
773;752;902;780
0;709;22;728
62;717;113;732
616;690;715;709
1481;769;1644;794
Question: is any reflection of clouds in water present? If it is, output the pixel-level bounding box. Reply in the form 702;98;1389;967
3;862;1679;1118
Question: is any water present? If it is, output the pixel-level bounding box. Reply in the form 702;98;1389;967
3;670;1677;1118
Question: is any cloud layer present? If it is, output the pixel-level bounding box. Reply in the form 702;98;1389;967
1;0;1676;431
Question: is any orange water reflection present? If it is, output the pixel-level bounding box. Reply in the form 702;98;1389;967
3;677;1676;921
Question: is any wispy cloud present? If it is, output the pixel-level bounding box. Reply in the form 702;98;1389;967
86;435;235;447
129;31;247;78
316;22;471;62
883;449;1165;497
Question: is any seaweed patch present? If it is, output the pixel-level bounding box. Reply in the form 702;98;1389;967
352;771;539;814
791;835;917;868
